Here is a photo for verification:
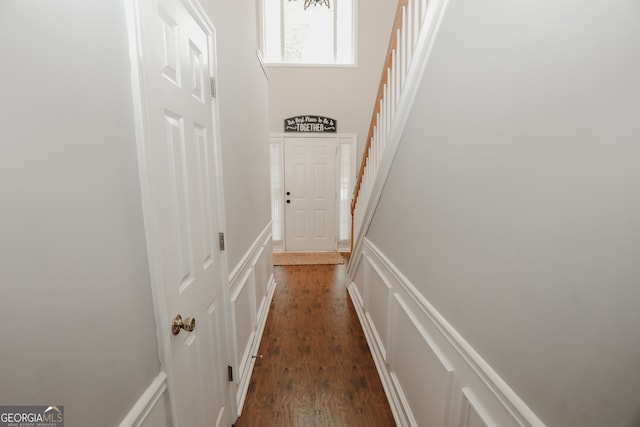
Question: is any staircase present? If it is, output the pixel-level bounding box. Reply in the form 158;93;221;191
349;0;449;269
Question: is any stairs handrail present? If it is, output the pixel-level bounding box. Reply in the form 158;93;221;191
348;0;450;265
351;0;407;220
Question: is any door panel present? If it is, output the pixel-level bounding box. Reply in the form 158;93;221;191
284;137;337;251
136;0;232;425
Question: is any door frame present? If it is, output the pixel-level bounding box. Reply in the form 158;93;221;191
125;0;237;423
269;133;357;253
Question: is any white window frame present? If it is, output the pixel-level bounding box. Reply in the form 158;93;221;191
269;136;285;250
336;135;356;251
262;0;358;67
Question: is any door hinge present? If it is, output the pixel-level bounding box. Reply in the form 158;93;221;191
227;365;233;382
210;76;217;99
219;232;225;251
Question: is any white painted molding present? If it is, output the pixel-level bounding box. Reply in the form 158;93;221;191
118;372;168;427
269;134;356;252
349;238;547;427
255;274;276;354
236;273;276;415
461;387;497;427
256;49;269;80
349;0;451;274
232;269;256;382
227;222;276;416
390;371;417;427
347;282;407;427
228;222;272;284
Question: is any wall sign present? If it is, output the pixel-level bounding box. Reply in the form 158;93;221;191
284;115;337;133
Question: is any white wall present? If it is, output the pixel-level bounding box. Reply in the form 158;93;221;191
202;0;272;270
0;1;160;425
366;0;640;426
267;0;397;159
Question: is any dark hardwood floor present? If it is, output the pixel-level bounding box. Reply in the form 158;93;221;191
233;263;396;427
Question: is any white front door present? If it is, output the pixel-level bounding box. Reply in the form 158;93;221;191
132;0;232;425
284;137;337;251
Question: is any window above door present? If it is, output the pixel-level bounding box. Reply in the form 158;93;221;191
262;0;356;66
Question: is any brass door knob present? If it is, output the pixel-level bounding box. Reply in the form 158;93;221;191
171;314;196;335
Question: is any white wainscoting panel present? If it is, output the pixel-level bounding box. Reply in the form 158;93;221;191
231;268;256;393
228;223;276;414
348;238;546;427
391;293;454;426
119;372;172;427
351;253;365;308
460;388;495;427
364;256;392;362
252;241;273;323
137;390;172;427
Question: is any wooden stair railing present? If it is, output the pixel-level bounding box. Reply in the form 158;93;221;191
351;0;407;214
350;0;433;253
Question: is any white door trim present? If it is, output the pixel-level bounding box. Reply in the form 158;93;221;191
269;133;356;253
125;0;236;423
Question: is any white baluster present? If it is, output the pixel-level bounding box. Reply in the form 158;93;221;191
421;0;428;25
378;121;383;167
397;27;404;90
392;49;398;110
416;0;422;31
380;94;386;151
353;0;436;244
361;168;366;208
378;103;383;165
406;0;413;66
375;114;381;173
372;123;378;175
387;67;394;125
402;7;408;87
384;80;390;150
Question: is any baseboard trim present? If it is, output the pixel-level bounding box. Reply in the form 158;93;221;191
255;275;276;355
347;283;408;426
118;372;168;427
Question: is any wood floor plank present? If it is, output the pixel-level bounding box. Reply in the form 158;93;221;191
234;264;396;427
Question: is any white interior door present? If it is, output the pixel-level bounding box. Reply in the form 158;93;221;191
133;0;232;425
284;137;337;252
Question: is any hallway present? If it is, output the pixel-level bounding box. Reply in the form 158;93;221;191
234;263;396;426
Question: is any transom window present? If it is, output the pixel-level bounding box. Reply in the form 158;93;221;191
263;0;356;65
